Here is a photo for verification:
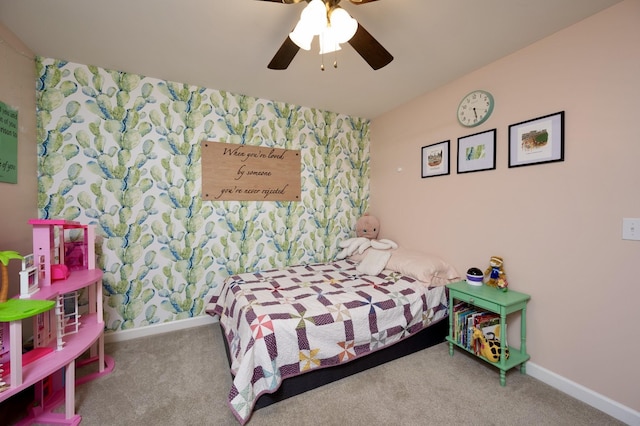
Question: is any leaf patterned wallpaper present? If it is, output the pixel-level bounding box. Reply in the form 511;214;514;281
35;57;370;333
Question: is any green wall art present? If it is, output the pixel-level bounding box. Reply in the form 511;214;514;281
0;100;19;183
35;58;370;333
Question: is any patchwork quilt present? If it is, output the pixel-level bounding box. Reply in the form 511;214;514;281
206;260;448;424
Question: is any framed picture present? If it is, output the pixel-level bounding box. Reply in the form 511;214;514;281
508;111;564;168
457;129;496;174
421;140;450;178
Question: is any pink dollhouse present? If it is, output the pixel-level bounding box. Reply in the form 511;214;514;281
0;219;114;425
28;219;96;288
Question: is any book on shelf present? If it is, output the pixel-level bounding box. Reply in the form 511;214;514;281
451;302;506;353
453;303;473;346
452;302;469;343
473;312;500;354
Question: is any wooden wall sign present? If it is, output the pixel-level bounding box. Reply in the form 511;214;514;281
201;141;301;201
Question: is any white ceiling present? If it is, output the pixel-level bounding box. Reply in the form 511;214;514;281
0;0;621;119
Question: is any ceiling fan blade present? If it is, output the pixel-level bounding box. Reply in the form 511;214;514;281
348;23;393;70
268;36;300;70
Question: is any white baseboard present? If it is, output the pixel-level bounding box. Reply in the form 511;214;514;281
526;362;640;426
104;319;639;425
104;315;218;344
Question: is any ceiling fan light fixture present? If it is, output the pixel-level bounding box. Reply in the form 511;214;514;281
266;0;393;71
289;21;314;50
300;0;327;34
289;0;327;49
318;29;342;54
328;8;357;44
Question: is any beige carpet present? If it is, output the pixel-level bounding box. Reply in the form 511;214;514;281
6;324;624;425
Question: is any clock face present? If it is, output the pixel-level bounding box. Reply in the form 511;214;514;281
457;90;494;127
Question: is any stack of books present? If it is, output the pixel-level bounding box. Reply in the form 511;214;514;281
452;302;506;354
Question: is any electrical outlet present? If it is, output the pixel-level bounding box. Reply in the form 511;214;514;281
622;218;640;241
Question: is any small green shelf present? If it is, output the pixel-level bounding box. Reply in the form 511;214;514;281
0;299;55;322
446;281;531;386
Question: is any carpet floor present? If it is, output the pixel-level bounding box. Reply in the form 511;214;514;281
3;324;625;425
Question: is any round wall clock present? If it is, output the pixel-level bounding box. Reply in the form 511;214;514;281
457;90;494;127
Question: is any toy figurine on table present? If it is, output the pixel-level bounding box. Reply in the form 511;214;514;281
484;255;508;292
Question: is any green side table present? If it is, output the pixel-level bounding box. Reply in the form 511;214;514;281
446;281;530;386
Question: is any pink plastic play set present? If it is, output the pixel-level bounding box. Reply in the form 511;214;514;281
0;219;114;425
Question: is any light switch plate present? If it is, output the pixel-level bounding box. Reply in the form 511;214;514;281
622;218;640;241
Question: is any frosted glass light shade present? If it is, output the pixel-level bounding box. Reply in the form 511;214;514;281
318;29;342;54
329;8;357;43
300;0;327;35
289;21;314;50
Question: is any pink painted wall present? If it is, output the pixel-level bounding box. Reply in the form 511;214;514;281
371;0;639;412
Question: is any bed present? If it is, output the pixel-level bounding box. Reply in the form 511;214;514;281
206;248;460;424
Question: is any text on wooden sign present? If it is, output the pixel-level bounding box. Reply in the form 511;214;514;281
201;141;301;201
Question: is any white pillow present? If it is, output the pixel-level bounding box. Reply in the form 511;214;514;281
351;247;460;286
356;249;392;276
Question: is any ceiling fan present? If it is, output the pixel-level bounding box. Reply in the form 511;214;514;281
260;0;393;70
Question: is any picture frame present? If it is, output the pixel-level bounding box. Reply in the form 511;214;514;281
508;111;564;168
421;140;450;178
457;129;496;174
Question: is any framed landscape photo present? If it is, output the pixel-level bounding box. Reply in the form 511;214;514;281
421;140;450;178
508;111;564;168
457;129;496;174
